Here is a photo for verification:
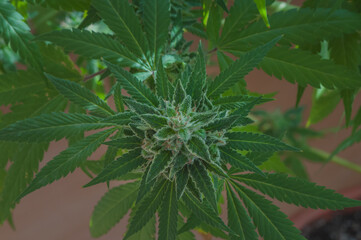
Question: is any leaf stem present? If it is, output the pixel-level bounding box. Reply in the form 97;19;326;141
83;68;107;82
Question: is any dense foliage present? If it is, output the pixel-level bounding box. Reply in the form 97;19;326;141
0;0;361;239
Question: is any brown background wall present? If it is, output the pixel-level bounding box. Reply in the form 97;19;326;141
1;0;361;239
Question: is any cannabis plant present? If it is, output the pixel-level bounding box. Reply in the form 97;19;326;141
1;0;361;239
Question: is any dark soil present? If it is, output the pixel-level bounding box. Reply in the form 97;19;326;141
302;209;361;240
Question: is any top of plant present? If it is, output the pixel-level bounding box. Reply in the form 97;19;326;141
0;0;361;240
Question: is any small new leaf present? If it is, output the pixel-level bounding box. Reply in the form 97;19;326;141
185;136;211;162
147;151;172;183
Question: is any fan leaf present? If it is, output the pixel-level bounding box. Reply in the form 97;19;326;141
84;148;146;187
231;181;306;240
233;173;361;210
143;0;170;65
37;29;147;70
92;0;149;61
0;113;113;142
159;180;178;240
17;129;115;201
47;74;115;117
106;62;159;107
125;178;169;239
226;132;299;152
0;1;42;69
90;181;139;237
207;36;280;98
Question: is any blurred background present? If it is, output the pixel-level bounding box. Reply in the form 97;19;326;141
1;0;361;239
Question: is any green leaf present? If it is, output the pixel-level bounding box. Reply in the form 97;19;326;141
217;51;234;72
92;0;149;61
0;143;48;223
206;3;222;44
155;58;170;100
212;95;270;110
78;6;100;29
180;96;192;115
154;127;176;141
177;214;200;235
219;0;259;46
234;173;361;210
38;43;81;81
259;153;293;174
27;0;90;11
189;160;217;210
106;62;159;107
231;181;306;240
127;216;156;240
0;70;45;105
216;0;228;12
182;191;232;234
307;88;340;126
173;81;186;105
140;114;168;129
341;89;355;127
90;181;139;237
37;29;147;69
125;178;169;240
205;115;245;131
176;216;196;240
353;106;361;132
0;112;113;142
0;0;42;70
17;129;115;201
296;85;306;107
226;184;258;240
124;97;159;115
102;112;135;125
104;136;141;149
186;43;206;103
143;0;170;65
253;0;270;27
170;153;188;178
329;33;361;71
176;167;189;199
84;148;146;187
147;151;172;182
207;36;281;98
330;129;361;160
226;132;299;152
114;82;125;112
185;136;211;162
47;74;115;117
257;47;361;89
221;8;361;52
219;146;265;176
159;180;178;240
187;176;202;202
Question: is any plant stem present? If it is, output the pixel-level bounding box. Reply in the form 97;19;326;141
308;147;361;174
83;68;107;82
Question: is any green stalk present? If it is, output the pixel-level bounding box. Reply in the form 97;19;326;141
306;147;361;174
